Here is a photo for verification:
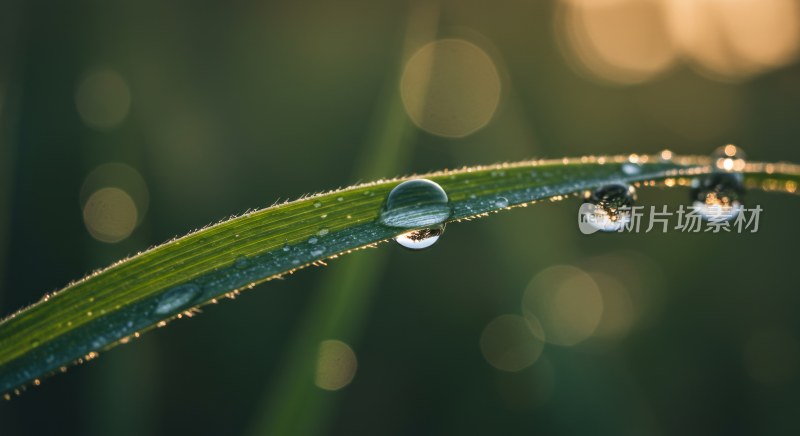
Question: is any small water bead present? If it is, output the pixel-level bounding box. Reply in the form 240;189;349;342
581;184;637;232
313;201;322;208
317;228;329;236
712;144;746;172
394;225;445;250
154;284;202;315
495;197;509;208
621;163;641;175
234;255;249;269
308;237;319;244
379;179;452;228
691;172;744;221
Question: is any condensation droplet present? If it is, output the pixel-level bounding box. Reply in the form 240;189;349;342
379;179;452;228
621;163;641;175
154;284;202;315
691;172;744;222
581;184;637;232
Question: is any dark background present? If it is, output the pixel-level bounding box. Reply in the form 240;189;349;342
1;0;799;434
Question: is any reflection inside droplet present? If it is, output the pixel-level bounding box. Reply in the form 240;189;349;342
691;172;744;221
394;224;445;250
581;183;637;232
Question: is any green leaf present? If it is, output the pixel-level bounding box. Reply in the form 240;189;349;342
1;155;798;394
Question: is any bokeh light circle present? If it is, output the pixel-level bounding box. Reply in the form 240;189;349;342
315;339;358;391
400;38;502;138
522;265;604;346
82;187;138;243
75;68;131;130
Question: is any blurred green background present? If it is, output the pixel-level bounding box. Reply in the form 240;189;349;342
2;0;800;434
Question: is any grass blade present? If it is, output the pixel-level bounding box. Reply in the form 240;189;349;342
1;155;798;394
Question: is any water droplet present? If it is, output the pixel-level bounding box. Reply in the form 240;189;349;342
337;197;344;202
234;255;249;269
308;237;319;244
154;284;202;315
317;228;329;236
30;339;40;348
691;172;744;221
394;225;445;250
282;244;290;252
311;248;325;257
495;197;509;208
313;201;322;208
378;179;452;228
320;214;328;219
621;163;641;175
712;144;747;172
581;184;637;232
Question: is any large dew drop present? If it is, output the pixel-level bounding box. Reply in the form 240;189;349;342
379;179;451;249
580;183;637;232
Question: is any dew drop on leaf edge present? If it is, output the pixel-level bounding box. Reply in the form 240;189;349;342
691;172;745;222
379;179;452;229
581;183;637;232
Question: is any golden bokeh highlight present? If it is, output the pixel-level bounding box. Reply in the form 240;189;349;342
75;68;131;130
314;339;358;391
743;328;800;385
522;265;604;346
480;314;545;372
589;272;635;339
558;0;677;85
80;163;149;225
665;0;800;81
400;38;502;138
82;187;138;243
558;0;800;84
